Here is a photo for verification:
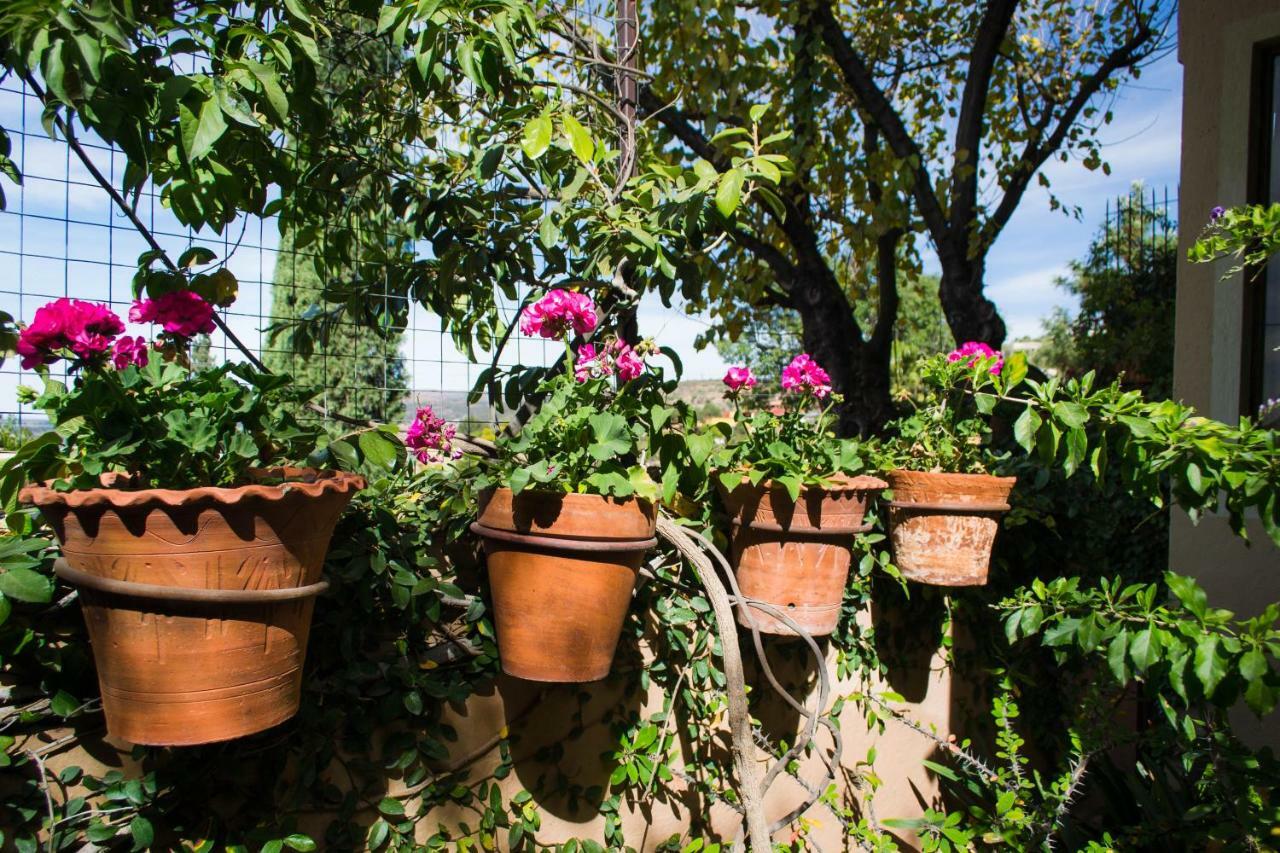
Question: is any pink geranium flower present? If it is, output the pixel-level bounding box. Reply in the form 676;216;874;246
130;290;216;338
947;341;1003;375
574;343;608;382
405;406;461;463
519;289;598;340
573;339;646;383
16;298;125;369
780;353;832;399
111;336;149;370
612;341;644;382
723;365;757;393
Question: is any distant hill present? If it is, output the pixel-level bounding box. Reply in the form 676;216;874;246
669;379;731;419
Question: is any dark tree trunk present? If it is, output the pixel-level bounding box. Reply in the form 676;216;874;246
789;261;894;438
937;246;1007;347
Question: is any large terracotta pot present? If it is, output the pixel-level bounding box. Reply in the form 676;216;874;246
720;475;887;637
20;468;363;746
885;470;1016;586
471;488;656;682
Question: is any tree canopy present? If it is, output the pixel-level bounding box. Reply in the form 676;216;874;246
639;0;1172;433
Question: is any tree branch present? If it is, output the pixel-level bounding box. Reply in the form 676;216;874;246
729;227;798;284
949;0;1020;234
983;17;1161;244
810;0;948;240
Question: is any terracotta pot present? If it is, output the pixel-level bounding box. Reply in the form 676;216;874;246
720;475;887;637
471;488;656;682
885;470;1016;586
20;468;363;746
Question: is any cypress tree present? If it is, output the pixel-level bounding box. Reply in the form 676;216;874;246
266;227;407;424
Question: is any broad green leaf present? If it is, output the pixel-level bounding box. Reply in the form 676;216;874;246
189;95;227;160
0;567;53;603
1194;636;1227;697
522;114;552;160
715;168;744;217
358;430;398;469
1129;626;1158;672
562;114;594;163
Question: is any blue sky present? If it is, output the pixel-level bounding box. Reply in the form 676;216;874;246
639;48;1185;378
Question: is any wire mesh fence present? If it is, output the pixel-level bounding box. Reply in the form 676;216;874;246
0;1;634;440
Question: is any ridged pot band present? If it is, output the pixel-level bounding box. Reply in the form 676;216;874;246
886;500;1010;513
733;519;875;535
54;559;330;604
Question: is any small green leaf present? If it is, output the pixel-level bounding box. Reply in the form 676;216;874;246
129;817;153;852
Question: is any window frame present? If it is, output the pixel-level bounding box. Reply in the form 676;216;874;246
1243;41;1280;414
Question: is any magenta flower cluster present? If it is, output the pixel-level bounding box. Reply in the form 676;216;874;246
780;353;832;399
16;299;126;369
722;365;757;393
130;290;217;338
405;406;462;464
519;289;598;340
17;291;218;372
573;340;645;383
947;341;1004;375
112;336;150;370
723;354;830;398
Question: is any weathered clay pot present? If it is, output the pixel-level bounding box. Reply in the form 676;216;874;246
720;475;887;637
885;470;1016;586
471;488;656;682
20;468;363;746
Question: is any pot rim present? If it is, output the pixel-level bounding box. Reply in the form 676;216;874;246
19;467;365;510
484;485;656;509
721;472;889;495
887;468;1017;485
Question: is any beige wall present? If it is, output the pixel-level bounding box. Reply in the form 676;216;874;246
1175;0;1280;746
24;607;956;850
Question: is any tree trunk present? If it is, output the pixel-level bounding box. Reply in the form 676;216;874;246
937;247;1007;347
790;265;894;438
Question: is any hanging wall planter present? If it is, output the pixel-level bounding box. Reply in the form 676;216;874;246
21;468;363;746
885;470;1015;587
471;488;656;682
720;475;887;637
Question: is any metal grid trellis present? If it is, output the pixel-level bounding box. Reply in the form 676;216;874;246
1100;185;1178;273
0;2;635;440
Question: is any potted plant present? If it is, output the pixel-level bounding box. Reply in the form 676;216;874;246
711;355;886;637
471;289;693;682
883;343;1018;586
4;293;362;746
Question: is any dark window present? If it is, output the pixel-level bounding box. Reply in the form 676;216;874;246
1246;47;1280;411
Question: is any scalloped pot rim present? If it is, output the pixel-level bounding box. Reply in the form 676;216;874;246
723;473;890;494
18;468;366;510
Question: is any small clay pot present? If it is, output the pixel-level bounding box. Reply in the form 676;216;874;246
885;470;1016;586
471;488;656;682
720;475;887;637
21;468;364;746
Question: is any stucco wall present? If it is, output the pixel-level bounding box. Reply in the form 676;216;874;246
21;607;956;850
1175;0;1280;747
